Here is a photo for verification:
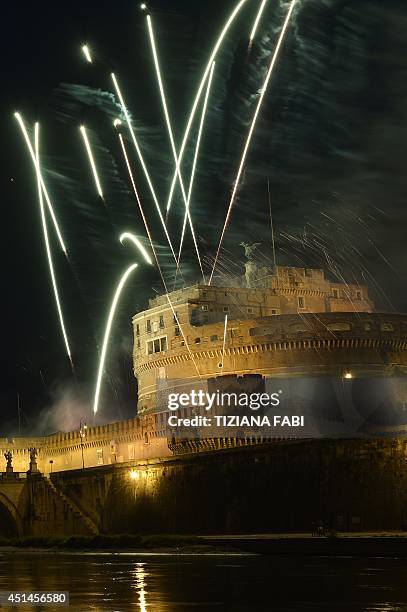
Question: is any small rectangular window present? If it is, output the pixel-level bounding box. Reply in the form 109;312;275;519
201;305;209;311
271;309;277;315
195;337;201;344
147;341;154;355
137;339;141;349
356;291;362;300
174;326;180;337
146;319;151;333
223;306;230;313
160;337;167;351
159;315;165;328
381;323;394;332
154;338;160;353
136;324;140;336
96;449;104;465
247;307;254;314
332;289;339;299
298;296;305;309
210;335;218;342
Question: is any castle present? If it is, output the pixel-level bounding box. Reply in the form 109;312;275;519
1;258;407;474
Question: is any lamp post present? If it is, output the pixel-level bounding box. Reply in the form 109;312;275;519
79;420;88;469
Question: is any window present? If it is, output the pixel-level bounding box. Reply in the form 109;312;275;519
356;291;362;300
381;323;394;332
201;304;209;311
136;324;140;336
247;307;254;314
173;312;179;324
271;309;277;315
159;314;164;328
96;449;104;465
298;296;305;309
137;339;141;349
210;335;218;342
147;336;167;355
146;319;151;333
195;337;201;344
174;326;180;337
223;306;230;313
332;289;339;299
327;322;351;332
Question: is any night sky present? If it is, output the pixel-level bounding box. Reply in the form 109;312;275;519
1;0;407;435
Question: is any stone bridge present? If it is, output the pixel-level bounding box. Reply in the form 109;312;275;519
1;438;407;537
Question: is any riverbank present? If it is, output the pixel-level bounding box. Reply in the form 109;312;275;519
1;533;407;556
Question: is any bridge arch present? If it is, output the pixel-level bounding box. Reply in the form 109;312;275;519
0;492;23;537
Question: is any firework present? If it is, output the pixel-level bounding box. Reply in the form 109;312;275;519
79;125;104;199
177;61;215;266
250;0;268;42
82;45;92;63
93;263;138;414
221;314;228;370
209;0;298;284
165;0;250;215
34;124;73;369
15;113;67;255
120;232;153;265
111;73;178;265
117;132;168;286
146;14;204;281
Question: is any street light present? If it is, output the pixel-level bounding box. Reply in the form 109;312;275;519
79;420;88;469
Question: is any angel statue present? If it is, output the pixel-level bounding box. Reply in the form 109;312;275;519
240;242;261;261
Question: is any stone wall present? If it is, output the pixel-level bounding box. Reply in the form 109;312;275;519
52;438;407;535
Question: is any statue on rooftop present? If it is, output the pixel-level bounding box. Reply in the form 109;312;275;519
4;450;12;470
240;242;261;261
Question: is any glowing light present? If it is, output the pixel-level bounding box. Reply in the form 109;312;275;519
113;118;122;127
118;133;166;285
111;73;178;265
79;125;104;199
344;371;353;380
129;469;139;480
178;61;215;265
250;0;267;41
14;112;67;255
146;15;204;282
93;262;138;414
140;3;147;10
34;123;73;367
166;0;250;215
209;0;298;284
82;45;92;63
120;232;153;265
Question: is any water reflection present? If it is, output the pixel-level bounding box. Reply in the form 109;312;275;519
132;562;148;611
0;552;406;611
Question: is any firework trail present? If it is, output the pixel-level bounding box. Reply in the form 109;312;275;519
79;125;104;199
209;0;298;284
111;73;178;265
120;232;152;265
165;0;251;215
250;0;268;42
221;314;228;370
34;123;73;371
15;113;67;255
82;45;92;63
93;262;138;414
146;14;204;281
117;132;172;287
177;61;216;268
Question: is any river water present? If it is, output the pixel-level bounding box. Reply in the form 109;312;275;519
0;552;406;611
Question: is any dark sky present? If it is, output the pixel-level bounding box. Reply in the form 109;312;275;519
1;0;407;434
